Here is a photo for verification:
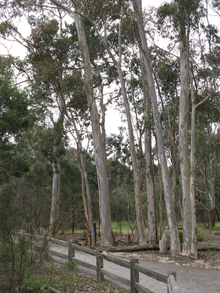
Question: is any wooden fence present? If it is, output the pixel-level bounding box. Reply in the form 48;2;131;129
67;240;179;293
20;233;179;293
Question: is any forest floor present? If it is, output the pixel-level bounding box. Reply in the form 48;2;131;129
36;260;125;293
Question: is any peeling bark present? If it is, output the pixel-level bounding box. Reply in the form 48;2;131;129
132;0;180;255
50;157;61;238
179;36;191;255
141;52;157;244
189;69;197;258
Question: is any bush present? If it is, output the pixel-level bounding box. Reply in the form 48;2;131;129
197;233;204;242
178;230;204;243
0;184;49;292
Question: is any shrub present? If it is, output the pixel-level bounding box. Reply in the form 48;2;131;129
0;184;49;292
197;233;204;242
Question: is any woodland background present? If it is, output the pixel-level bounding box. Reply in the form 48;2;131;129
0;0;220;275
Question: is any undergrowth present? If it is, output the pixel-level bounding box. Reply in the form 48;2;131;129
26;260;126;293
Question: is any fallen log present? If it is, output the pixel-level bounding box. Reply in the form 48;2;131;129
107;244;159;252
197;242;220;251
107;242;220;252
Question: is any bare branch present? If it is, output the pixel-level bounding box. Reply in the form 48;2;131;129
195;93;212;109
196;200;208;210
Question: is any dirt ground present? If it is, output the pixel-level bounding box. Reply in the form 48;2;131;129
57;231;220;270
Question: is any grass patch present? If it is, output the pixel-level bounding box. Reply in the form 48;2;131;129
112;221;135;234
59;221;220;238
197;221;220;234
207;249;217;255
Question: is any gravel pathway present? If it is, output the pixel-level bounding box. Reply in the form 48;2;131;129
49;243;220;293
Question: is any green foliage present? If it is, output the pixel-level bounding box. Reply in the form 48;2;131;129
0;56;35;183
24;275;40;289
62;261;80;272
197;233;204;242
0;184;49;292
179;231;183;244
157;0;205;37
207;249;217;255
59;149;84;232
156;59;180;97
28;19;88;115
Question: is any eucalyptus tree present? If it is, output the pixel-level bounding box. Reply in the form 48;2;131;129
48;0;115;246
121;47;157;243
156;0;219;256
103;3;147;244
140;53;157;244
176;0;202;256
66;110;95;247
132;0;180;255
83;1;148;244
49;0;158;245
27;18;73;236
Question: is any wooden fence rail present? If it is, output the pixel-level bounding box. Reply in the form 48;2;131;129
67;240;179;293
20;234;179;293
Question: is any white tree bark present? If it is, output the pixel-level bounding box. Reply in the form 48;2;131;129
179;36;191;255
141;52;157;244
50;0;146;245
117;68;146;245
189;69;197;258
50;156;61;238
49;95;64;238
73;2;113;246
132;0;180;255
190;67;211;256
115;12;146;244
71;115;95;247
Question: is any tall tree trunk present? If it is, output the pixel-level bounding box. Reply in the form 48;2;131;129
171;143;177;205
73;118;95;247
50;156;60;238
117;66;146;245
73;2;113;246
49;97;64;238
101;9;147;244
179;36;191;255
209;177;216;227
141;52;157;244
77;144;92;248
155;134;164;239
50;0;145;246
189;69;198;258
132;0;180;255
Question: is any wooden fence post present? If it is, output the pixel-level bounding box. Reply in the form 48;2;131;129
167;272;179;292
96;247;103;282
68;239;75;263
130;258;139;293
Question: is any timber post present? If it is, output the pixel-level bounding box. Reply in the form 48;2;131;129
167;271;179;292
96;247;103;282
130;258;139;293
68;239;75;264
